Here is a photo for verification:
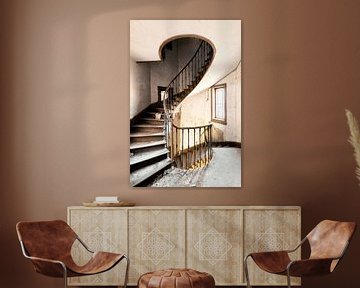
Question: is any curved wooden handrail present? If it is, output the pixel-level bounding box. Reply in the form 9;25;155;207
162;39;214;169
166;41;204;95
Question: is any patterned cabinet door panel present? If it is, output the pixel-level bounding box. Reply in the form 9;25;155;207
128;209;186;284
187;209;243;285
243;209;301;286
68;208;128;286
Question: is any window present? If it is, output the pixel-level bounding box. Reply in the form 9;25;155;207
211;84;227;124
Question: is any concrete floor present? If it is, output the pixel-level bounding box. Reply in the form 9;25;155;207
199;147;241;187
150;147;241;187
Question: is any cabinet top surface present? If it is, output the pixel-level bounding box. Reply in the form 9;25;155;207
68;205;301;210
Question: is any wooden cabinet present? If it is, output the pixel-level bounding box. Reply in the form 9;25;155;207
186;209;242;285
128;209;186;284
67;208;128;286
68;206;300;286
243;209;301;286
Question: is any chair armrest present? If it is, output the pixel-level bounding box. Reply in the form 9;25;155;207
19;240;67;277
287;258;336;277
286;237;307;253
76;236;94;253
25;255;67;278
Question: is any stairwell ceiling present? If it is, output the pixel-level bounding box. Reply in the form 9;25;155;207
130;20;241;96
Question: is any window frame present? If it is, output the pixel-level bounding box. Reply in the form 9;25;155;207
211;83;227;124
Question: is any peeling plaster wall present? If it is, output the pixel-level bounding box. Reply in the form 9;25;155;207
212;63;241;143
178;63;241;143
149;38;201;104
177;38;201;71
130;58;151;119
149;45;178;103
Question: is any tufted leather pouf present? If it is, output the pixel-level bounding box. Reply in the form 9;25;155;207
138;268;215;288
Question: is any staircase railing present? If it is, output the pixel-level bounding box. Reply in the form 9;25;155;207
169;123;213;169
163;40;214;169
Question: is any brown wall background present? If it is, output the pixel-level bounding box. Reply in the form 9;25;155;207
1;0;360;287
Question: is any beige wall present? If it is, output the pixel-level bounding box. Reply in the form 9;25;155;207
149;38;200;104
150;46;178;103
177;38;201;71
178;63;241;143
212;63;241;143
130;58;151;119
1;1;360;288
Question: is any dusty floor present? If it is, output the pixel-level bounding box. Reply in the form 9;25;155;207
150;147;241;187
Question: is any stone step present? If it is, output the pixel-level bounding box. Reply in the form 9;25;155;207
131;124;163;133
152;107;165;112
145;111;164;120
139;118;164;125
130;132;164;143
130;140;166;151
130;147;168;166
130;158;173;187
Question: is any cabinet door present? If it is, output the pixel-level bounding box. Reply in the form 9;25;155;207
187;209;243;285
128;209;186;284
68;208;127;286
243;209;301;286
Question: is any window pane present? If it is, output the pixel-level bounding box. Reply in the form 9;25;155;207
215;87;225;119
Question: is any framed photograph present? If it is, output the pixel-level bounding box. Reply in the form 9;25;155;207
130;20;241;187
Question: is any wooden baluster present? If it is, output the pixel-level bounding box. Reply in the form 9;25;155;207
205;126;207;164
181;72;183;93
210;124;213;159
197;49;199;75
170;123;173;159
193;128;195;167
175;126;178;160
189;64;191;88
207;126;211;164
202;41;205;68
182;129;184;169
169;83;172;112
199;127;202;164
187;129;189;169
192;60;194;88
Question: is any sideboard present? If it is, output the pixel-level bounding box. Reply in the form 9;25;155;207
67;206;301;286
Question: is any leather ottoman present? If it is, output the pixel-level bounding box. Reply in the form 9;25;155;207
138;268;215;288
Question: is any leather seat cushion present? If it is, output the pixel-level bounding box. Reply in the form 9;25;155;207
138;268;215;288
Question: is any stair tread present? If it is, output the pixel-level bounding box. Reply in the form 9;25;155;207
152;107;164;111
130;140;166;150
141;118;164;122
130;132;164;137
132;124;163;128
145;111;164;117
130;148;168;166
130;158;172;186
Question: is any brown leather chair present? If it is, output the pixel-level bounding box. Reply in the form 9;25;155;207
16;220;129;288
244;220;356;288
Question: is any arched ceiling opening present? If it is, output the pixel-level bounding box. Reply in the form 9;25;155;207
130;20;241;95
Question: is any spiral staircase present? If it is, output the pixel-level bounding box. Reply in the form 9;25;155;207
130;40;214;186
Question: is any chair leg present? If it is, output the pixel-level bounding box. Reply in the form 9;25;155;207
123;255;130;288
286;269;292;288
62;264;68;288
244;255;252;288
